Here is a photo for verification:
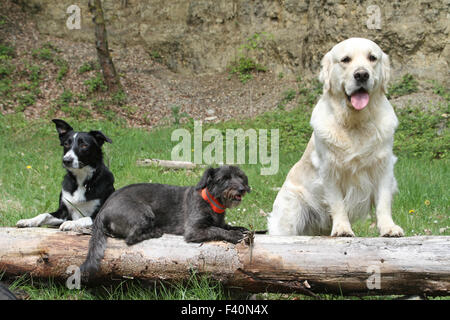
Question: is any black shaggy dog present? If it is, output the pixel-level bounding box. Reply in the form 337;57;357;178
81;165;251;277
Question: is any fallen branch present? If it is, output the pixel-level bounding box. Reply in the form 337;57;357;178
0;227;449;296
136;159;206;170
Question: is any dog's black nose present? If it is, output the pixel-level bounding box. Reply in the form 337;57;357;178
63;158;73;166
354;69;369;82
238;186;248;194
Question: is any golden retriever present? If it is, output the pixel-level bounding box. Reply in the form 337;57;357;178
268;38;404;237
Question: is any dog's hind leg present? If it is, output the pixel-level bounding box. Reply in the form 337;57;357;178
124;205;163;245
268;187;310;236
125;226;163;245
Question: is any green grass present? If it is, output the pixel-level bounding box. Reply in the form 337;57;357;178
6;272;230;300
0;93;448;299
387;73;419;98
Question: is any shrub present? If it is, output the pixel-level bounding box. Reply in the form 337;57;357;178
16;92;36;111
84;72;107;93
0;44;15;58
430;80;450;102
228;32;271;83
78;61;98;74
0;78;12;97
55;89;73;109
27;64;42;82
297;77;323;108
277;88;297;110
229;57;267;83
0;58;14;78
55;59;69;82
31;47;54;61
112;90;127;106
171;105;190;125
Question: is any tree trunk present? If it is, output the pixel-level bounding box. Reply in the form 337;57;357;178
0;227;449;297
88;0;122;93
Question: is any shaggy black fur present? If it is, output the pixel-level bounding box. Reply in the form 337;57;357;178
80;165;251;278
0;283;17;300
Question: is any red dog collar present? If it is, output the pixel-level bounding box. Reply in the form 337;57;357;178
201;188;225;214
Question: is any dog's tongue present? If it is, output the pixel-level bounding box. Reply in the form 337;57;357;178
350;91;369;110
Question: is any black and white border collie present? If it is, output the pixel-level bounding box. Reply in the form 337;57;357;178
16;119;115;231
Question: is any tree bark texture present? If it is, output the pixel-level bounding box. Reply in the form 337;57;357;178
0;227;449;296
88;0;122;93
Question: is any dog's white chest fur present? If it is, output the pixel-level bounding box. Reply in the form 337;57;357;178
62;166;100;220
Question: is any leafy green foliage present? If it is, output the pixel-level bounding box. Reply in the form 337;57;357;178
25;64;42;82
31;47;54;61
228;32;271;83
31;42;60;62
55;58;69;82
429;80;450;102
149;50;162;62
0;78;11;97
15;92;36;111
229;57;266;83
387;74;419;98
277;88;297;110
55;89;73;108
297;77;323;108
84;72;107;93
111;90;127;106
0;53;14;79
78;61;98;74
170;105;190;125
0;43;15;58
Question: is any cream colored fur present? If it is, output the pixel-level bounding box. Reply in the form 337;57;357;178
268;38;404;237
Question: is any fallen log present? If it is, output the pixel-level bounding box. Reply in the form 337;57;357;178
136;158;206;170
0;227;449;296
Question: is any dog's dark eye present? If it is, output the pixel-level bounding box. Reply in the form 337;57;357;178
80;144;88;149
63;141;71;148
341;56;351;63
368;54;377;62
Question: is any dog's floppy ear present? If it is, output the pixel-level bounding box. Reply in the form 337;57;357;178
380;52;391;94
89;130;112;146
195;167;217;191
319;51;333;93
52;119;73;145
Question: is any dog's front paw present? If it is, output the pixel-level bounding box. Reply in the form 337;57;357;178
331;222;355;237
16;218;38;228
16;219;31;228
228;230;246;244
59;220;78;231
379;224;404;237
